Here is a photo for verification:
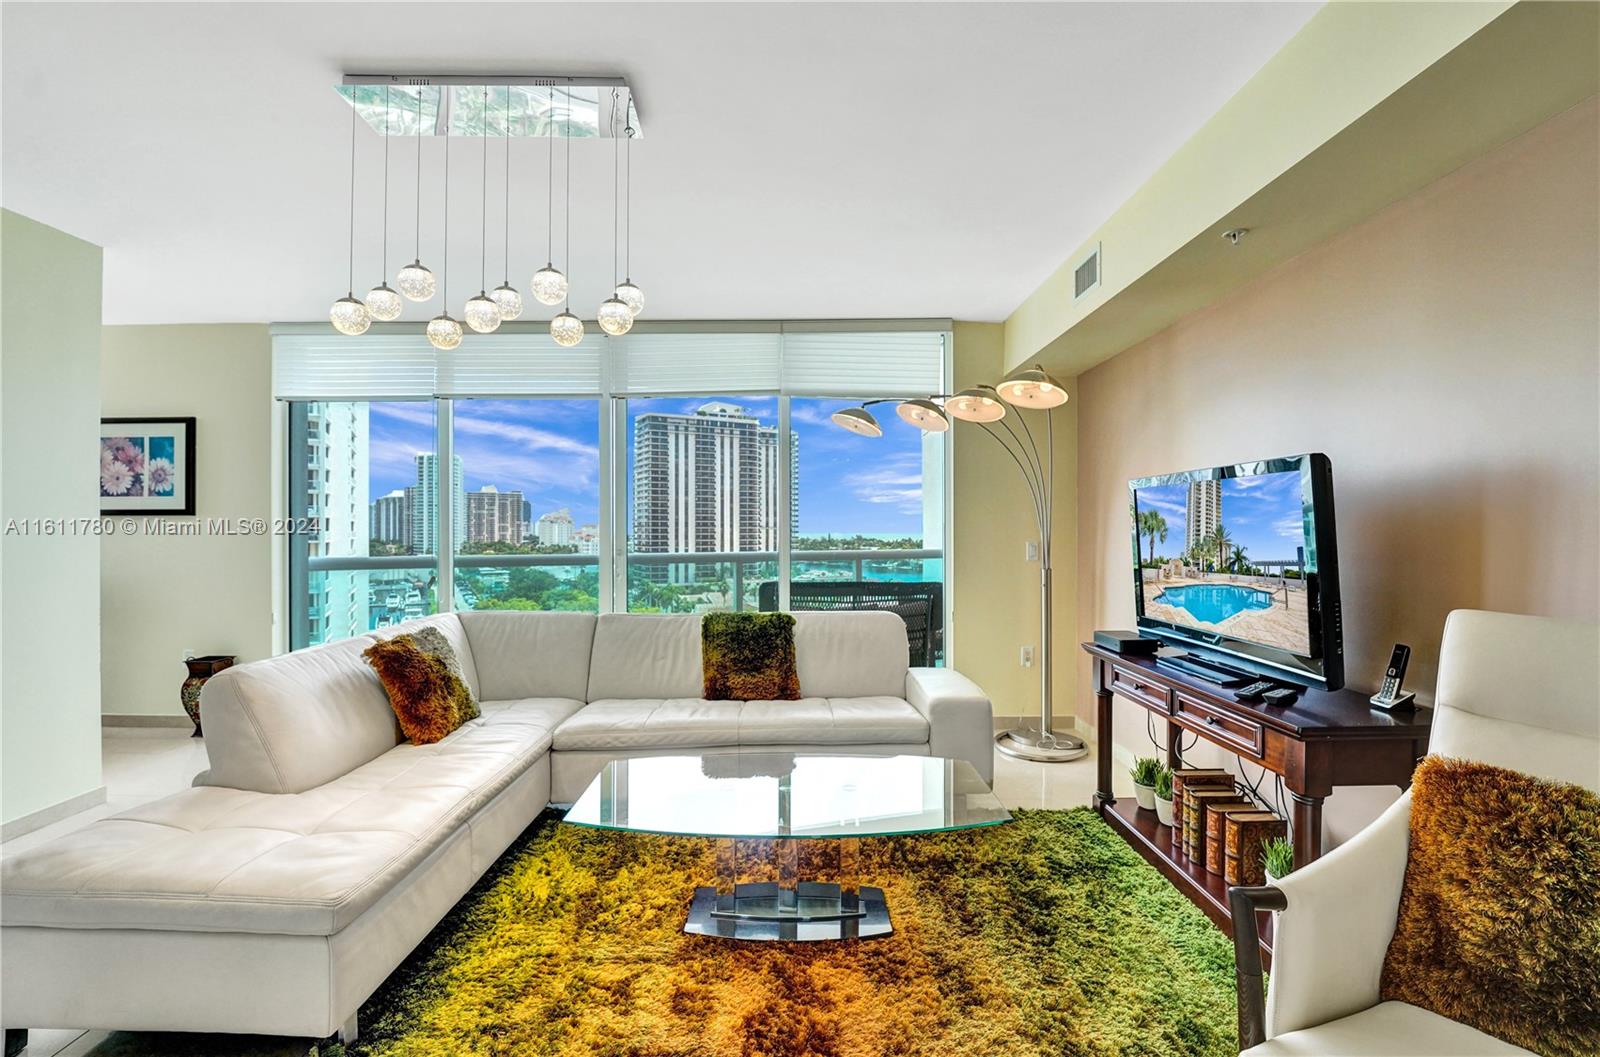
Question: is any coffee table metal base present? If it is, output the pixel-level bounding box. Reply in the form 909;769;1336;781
684;881;892;942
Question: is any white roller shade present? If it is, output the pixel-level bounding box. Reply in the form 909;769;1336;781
614;327;782;394
780;329;946;397
434;330;604;397
271;329;436;400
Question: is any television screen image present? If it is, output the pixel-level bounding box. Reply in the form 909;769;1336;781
1129;454;1342;688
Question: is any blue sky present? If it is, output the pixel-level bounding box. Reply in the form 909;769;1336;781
1133;469;1307;562
368;397;930;537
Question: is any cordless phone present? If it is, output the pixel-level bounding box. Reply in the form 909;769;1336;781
1369;643;1416;710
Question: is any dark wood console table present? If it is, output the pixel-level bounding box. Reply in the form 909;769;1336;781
1083;642;1432;960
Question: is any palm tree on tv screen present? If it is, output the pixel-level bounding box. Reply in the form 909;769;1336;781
1138;509;1168;568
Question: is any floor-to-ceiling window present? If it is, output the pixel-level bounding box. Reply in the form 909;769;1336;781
287;400;438;648
452;399;603;613
279;323;949;652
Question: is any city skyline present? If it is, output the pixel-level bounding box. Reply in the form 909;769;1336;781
1135;470;1307;563
366;396;934;538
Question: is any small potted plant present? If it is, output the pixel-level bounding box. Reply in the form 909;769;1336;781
1153;768;1175;827
1130;755;1162;810
1261;836;1294;885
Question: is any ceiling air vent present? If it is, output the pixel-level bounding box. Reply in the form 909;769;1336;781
1073;243;1101;302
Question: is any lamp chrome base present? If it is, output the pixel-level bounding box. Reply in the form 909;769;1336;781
995;726;1089;763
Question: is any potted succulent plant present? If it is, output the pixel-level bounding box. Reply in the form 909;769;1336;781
1261;836;1294;885
1153;767;1175;827
1130;755;1163;810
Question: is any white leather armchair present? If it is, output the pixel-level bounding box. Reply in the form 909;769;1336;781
1231;610;1600;1056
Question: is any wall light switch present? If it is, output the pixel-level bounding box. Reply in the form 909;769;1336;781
1025;541;1039;562
1020;646;1035;668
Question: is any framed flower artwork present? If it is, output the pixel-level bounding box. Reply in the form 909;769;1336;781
100;417;196;515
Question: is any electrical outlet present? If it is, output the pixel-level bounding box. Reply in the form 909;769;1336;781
1020;646;1035;668
1025;541;1039;562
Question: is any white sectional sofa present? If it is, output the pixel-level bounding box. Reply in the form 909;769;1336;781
0;610;992;1046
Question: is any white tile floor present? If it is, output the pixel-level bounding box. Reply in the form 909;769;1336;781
1;728;1119;1057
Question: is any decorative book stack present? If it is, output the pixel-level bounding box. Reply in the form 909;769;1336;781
1225;812;1288;886
1203;800;1259;875
1171;769;1232;840
1184;788;1244;865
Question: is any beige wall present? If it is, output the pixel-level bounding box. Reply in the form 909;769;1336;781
100;325;274;716
1;210;104;831
950;322;1079;731
1072;99;1599;843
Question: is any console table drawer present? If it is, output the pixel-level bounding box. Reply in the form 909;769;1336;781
1109;665;1171;711
1173;690;1265;758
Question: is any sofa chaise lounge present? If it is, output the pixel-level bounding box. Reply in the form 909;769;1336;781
0;610;992;1048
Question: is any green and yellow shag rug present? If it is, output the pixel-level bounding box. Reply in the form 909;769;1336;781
318;807;1236;1057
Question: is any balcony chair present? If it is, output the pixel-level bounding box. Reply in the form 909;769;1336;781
1229;609;1600;1055
758;580;943;667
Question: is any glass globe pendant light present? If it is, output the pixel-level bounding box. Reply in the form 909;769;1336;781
397;88;436;302
463;88;502;335
549;81;584;347
397;260;436;302
614;279;644;317
595;92;634;337
489;89;524;321
427;104;463;351
597;296;632;336
551;310;585;347
426;314;464;350
531;264;568;306
330;100;371;334
330;295;372;336
365;87;403;322
530;84;568;306
464;292;501;333
613;105;644;317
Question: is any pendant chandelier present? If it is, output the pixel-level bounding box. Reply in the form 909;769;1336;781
329;76;645;347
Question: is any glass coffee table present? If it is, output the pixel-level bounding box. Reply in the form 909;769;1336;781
564;753;1010;942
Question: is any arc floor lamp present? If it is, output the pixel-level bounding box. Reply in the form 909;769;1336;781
831;366;1088;764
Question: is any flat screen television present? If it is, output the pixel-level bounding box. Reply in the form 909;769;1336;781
1129;453;1343;690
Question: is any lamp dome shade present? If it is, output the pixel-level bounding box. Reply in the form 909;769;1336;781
946;386;1006;422
831;406;883;438
995;367;1068;408
896;398;950;432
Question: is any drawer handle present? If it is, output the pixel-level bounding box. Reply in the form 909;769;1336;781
1204;715;1218;725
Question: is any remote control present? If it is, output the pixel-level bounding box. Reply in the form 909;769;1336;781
1262;687;1298;706
1234;681;1275;701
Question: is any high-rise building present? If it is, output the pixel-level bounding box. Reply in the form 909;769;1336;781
411;453;464;555
536;507;574;546
575;523;600;556
466;485;525;545
370;488;413;545
632;402;797;582
301;402;369;644
522;498;533;527
1185;479;1222;556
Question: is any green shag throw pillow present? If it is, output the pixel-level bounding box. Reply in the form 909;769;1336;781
702;612;801;701
1380;756;1600;1057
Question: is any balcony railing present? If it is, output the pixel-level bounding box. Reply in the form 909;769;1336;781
305;548;943;613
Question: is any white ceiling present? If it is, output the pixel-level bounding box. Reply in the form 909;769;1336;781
1;2;1320;326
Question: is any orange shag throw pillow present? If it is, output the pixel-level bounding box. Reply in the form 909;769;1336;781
1380;756;1600;1057
363;632;473;745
